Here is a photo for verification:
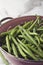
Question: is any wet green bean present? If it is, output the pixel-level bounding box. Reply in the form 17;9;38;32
6;35;11;53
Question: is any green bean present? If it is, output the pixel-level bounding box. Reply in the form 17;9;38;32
0;51;9;65
20;30;37;47
0;26;18;37
6;35;11;53
19;31;38;36
20;27;32;43
27;30;38;36
23;20;33;28
18;25;42;52
26;44;43;58
19;39;26;44
35;36;40;45
9;35;12;40
37;29;43;31
11;36;18;45
37;26;43;31
20;31;31;43
21;39;26;44
18;35;24;38
11;43;18;57
16;20;33;34
37;16;40;24
40;37;43;42
41;34;43;38
17;38;38;60
21;39;24;42
0;29;12;36
0;32;9;37
17;44;27;59
19;43;38;60
40;34;43;42
10;26;18;35
28;17;39;30
17;38;29;51
19;25;37;44
33;27;36;32
11;36;27;58
18;26;38;46
17;38;31;52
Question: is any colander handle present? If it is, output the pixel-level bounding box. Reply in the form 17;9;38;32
0;17;13;25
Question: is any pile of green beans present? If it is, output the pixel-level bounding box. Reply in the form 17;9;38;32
0;16;43;61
